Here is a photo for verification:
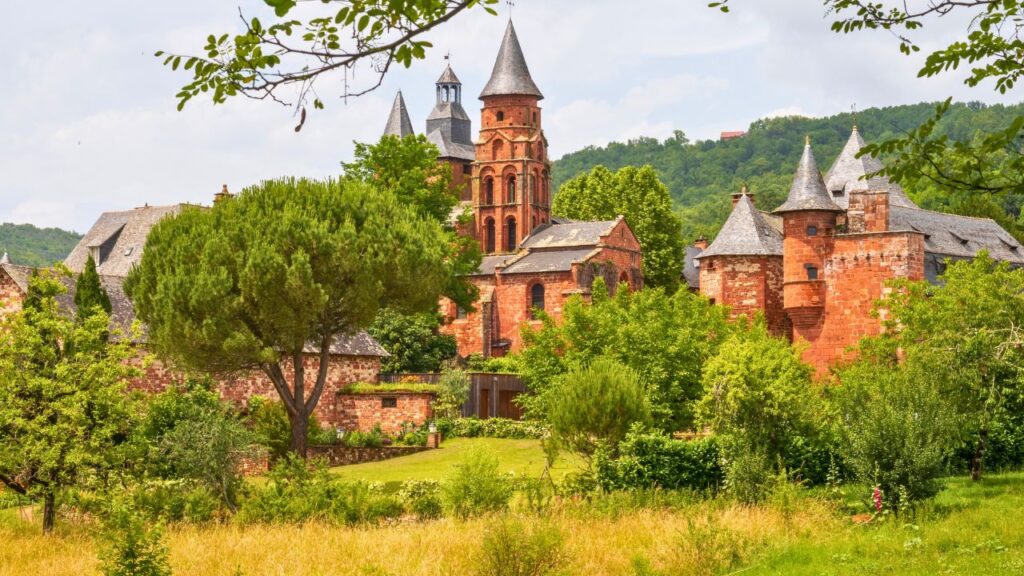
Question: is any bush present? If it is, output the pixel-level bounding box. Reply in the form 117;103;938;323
465;353;522;374
246;396;292;460
237;456;403;525
435;368;470;419
443;448;514;519
595;426;722;492
98;505;172;576
474;518;567;576
343;425;386;448
132;480;220;523
437;417;546;440
399;480;443;520
546;357;652;458
395;422;429;447
834;362;961;511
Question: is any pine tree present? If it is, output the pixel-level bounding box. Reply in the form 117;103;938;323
74;254;112;319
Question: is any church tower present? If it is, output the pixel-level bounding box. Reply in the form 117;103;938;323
473;20;551;254
426;63;476;201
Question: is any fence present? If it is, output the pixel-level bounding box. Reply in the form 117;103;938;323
379;372;527;420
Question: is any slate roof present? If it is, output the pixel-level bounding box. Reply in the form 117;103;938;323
426;127;476;161
1;263;33;292
825;127;917;209
65;204;183;277
383;91;415;137
682;245;702;289
426;101;471;122
699;194;783;258
774;142;842;213
500;248;598;274
437;64;461;85
520;219;620;249
479;21;543;100
474;254;515;276
889;206;1024;265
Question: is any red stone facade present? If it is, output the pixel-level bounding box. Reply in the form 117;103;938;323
335;392;435;435
0;268;24;317
699;255;785;334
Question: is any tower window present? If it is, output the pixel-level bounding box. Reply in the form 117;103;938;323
484;177;495;204
532;111;537;124
530;283;545;317
497;111;505;122
485;218;496;253
805;264;819;280
506;217;518;252
507;176;517;204
807;225;818;236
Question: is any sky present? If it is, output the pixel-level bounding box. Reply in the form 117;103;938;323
1;0;1021;233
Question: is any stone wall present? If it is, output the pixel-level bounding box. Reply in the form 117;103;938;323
335;391;435;435
308;445;430;467
128;352;382;428
699;255;786;336
0;268;23;316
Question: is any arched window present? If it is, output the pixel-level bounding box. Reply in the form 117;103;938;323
484;177;494;205
530;283;545;318
497;111;505;122
506;217;517;252
507;176;516;203
485;218;496;253
443;86;450;102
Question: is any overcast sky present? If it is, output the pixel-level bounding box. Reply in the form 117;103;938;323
2;0;1020;233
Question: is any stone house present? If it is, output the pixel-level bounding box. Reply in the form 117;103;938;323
695;128;1024;374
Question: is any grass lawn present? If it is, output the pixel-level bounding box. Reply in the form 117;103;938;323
329;437;582;488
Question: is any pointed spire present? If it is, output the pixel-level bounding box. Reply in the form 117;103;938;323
437;64;461;85
774;140;842;213
825;127;918;209
700;194;782;258
383;91;415;138
479;20;543;100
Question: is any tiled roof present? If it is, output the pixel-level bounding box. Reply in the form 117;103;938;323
520;219;620;249
683;245;702;289
426;127;475;161
0;263;33;292
889;206;1024;265
426;101;471;123
474;254;515;276
65;204;183;277
437;64;461;85
774;142;842;213
699;195;783;258
500;248;598;274
479;21;543;99
825;127;917;209
383;91;415;137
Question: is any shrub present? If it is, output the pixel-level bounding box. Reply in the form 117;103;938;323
399;480;443;520
246;396;292;460
474;518;567;576
546;357;652;458
722;449;773;505
834;362;961;511
395;422;429;447
435;368;470;419
465;353;522;374
98;505;172;576
436;417;546;440
237;456;403;525
132;480;220;523
343;425;386;448
443;448;514;519
594;426;722;492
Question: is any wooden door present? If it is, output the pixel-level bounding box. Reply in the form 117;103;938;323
498;391;522;420
480;388;491;419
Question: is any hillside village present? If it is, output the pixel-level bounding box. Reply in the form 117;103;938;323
3;5;1024;575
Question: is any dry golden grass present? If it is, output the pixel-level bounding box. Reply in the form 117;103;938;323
0;499;836;576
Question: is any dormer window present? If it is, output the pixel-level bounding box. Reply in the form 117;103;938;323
123;246;134;257
950;230;969;246
831;188;844;197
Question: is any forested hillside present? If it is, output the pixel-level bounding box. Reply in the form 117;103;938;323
552;101;1024;242
0;223;81;267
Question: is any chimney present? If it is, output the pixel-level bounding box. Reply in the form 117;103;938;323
731;184;753;208
214;184;233;205
693;236;708;251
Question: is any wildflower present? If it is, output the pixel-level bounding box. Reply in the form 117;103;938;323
872;486;883;512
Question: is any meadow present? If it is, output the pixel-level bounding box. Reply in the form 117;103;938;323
1;439;1022;576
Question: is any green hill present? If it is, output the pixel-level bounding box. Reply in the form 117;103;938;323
552;101;1024;242
0;223;81;268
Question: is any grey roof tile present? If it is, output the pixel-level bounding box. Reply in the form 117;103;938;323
825;127;917;209
479;21;543;100
774;142;842;213
889;206;1024;265
682;245;702;289
473;254;515;275
383;91;415;137
65;205;183;277
1;263;33;292
437;64;461;85
699;195;783;258
520;219;619;249
426;128;476;161
500;248;598;274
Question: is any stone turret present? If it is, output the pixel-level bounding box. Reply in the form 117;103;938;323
382;91;414;138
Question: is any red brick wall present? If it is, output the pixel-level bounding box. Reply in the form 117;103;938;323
799;231;926;373
847;191;890;233
0;269;23;317
335;392;434;435
128;352;382;427
699;255;785;335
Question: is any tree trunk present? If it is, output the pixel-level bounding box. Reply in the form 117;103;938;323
42;491;56;534
289;409;309;459
970;427;989;481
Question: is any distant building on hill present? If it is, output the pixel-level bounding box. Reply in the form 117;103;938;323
720;130;747;141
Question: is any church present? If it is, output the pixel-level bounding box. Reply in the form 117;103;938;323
383;21;644;359
695;128;1024;374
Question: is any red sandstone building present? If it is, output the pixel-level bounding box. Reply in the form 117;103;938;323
384;21;644;359
696;129;1024;373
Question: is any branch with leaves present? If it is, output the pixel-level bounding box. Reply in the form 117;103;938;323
157;0;498;129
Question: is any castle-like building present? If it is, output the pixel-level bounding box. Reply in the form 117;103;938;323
385;21;643;359
695;129;1024;373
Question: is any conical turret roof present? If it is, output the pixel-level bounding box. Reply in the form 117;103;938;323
699;194;783;258
774;140;842;213
437;64;461;85
479;21;543;99
825;126;917;209
383;91;414;137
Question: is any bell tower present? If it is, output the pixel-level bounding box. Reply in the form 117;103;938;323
473;20;551;254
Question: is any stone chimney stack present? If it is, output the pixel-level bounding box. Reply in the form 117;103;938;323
693;236;709;250
731;184;753;208
214;184;233;205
